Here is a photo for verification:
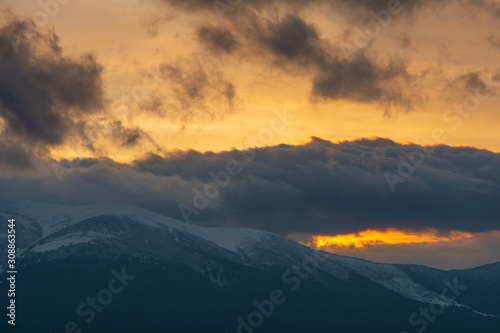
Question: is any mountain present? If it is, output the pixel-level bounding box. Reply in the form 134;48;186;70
0;201;499;333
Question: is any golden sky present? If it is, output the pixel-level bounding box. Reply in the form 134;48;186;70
4;0;500;162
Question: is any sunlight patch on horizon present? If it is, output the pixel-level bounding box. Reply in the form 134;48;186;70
309;229;477;249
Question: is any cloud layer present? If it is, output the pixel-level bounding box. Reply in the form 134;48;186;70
2;138;499;237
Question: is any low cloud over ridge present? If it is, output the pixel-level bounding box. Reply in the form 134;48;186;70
2;138;499;236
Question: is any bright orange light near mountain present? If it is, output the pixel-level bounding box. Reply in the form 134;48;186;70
312;229;475;248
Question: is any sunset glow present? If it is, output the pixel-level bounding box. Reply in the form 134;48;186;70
312;229;477;249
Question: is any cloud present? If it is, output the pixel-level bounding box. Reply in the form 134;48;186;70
248;14;417;111
156;0;406;13
488;34;500;50
311;55;412;108
110;121;155;147
0;142;33;170
146;0;500;116
255;15;328;67
139;60;237;123
2;138;500;237
142;1;500;116
444;71;496;100
137;3;175;37
196;25;239;54
156;0;498;14
0;12;104;147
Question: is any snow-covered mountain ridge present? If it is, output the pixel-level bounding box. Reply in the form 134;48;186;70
1;200;273;252
1;200;498;316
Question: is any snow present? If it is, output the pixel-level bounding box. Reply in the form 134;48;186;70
1;201;270;252
4;201;179;236
31;235;96;252
473;310;498;318
3;200;496;316
3;200;271;252
325;254;462;306
30;230;111;252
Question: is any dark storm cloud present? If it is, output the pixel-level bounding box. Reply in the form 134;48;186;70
196;26;238;54
2;139;499;236
157;0;415;12
155;0;498;20
0;14;104;146
255;15;328;67
249;14;416;110
0;8;159;161
134;139;500;235
334;0;415;11
311;56;411;106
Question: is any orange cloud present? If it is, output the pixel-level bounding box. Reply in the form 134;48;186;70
311;229;476;249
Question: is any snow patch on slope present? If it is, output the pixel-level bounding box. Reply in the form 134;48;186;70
30;231;112;252
31;235;96;252
328;254;461;306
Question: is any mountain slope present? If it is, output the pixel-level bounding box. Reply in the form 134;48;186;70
1;201;499;333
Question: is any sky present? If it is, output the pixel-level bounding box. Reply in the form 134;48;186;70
1;0;500;269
